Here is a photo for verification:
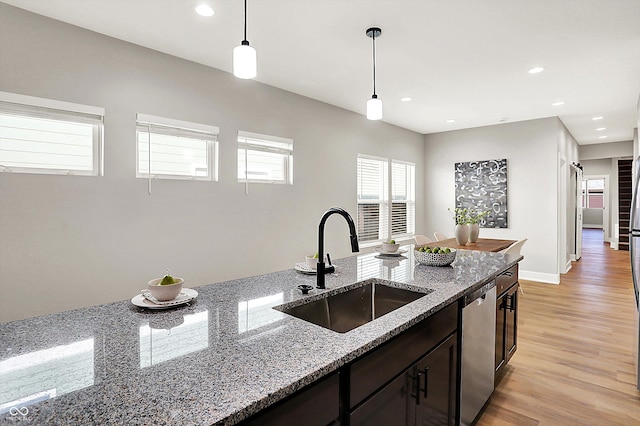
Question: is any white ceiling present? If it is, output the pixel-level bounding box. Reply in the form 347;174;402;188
3;0;640;145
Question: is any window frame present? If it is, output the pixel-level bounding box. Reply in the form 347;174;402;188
237;131;293;185
136;113;219;181
0;91;104;176
581;178;605;209
356;154;416;246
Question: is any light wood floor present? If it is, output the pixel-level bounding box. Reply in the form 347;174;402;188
477;229;640;425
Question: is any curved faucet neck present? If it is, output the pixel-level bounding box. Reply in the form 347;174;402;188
317;207;359;289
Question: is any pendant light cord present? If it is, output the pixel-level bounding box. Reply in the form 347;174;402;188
372;32;377;96
243;0;248;42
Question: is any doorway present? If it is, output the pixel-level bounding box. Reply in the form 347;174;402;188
581;175;609;245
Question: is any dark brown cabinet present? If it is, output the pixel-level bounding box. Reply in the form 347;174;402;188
348;303;459;426
241;372;340;425
350;333;458;426
495;264;519;376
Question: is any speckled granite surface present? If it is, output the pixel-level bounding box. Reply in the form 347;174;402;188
0;247;521;425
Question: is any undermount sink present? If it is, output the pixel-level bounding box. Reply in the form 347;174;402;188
275;280;432;333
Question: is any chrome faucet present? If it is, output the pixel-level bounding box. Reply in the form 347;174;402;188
317;207;360;289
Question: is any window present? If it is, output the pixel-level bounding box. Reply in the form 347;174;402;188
0;92;103;176
136;113;218;181
581;178;604;208
237;131;293;184
357;154;415;245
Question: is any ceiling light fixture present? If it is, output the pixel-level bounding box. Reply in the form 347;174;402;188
195;4;214;17
552;101;565;106
233;0;256;79
592;116;604;121
366;27;382;120
598;135;608;139
446;119;456;124
401;97;412;102
528;66;544;74
596;127;606;131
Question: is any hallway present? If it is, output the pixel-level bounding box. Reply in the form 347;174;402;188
478;229;640;425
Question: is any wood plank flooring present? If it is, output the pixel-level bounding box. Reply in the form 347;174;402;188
477;229;640;425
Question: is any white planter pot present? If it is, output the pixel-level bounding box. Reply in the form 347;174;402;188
468;223;480;243
454;224;469;246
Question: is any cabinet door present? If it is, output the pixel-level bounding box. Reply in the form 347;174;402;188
415;333;458;426
350;333;458;426
350;369;412;426
495;294;506;372
505;284;518;362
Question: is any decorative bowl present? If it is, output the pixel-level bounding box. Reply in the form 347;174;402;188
381;243;400;253
147;277;184;301
414;247;457;266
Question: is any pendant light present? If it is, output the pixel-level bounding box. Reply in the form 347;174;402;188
233;0;256;79
366;27;382;120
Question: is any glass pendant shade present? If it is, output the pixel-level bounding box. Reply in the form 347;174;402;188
233;42;256;79
367;96;383;120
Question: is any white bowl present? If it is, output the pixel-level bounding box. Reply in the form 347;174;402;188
305;255;325;270
147;277;184;301
381;243;400;253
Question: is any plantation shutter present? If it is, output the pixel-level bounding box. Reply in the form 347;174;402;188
357;155;388;243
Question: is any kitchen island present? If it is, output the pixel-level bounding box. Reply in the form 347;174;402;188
0;247;521;425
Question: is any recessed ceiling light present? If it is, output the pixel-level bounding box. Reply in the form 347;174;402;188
552;101;565;106
401;97;412;102
592;116;604;121
598;135;608;139
446;119;456;124
195;4;214;17
596;127;606;131
528;67;544;74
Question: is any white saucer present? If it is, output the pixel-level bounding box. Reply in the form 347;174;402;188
294;262;337;274
295;262;316;274
131;288;198;310
374;248;407;257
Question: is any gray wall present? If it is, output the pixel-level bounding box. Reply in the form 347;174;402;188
580;140;633;161
0;5;425;322
424;117;578;283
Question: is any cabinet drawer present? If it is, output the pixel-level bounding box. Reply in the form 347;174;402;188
349;302;458;408
496;264;518;297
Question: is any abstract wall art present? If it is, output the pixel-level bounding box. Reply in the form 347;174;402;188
454;158;508;228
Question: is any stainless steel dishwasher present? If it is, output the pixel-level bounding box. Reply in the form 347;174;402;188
460;281;497;425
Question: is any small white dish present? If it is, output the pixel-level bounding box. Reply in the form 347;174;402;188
295;262;337;274
131;288;198;310
295;262;317;274
374;248;407;257
381;242;400;253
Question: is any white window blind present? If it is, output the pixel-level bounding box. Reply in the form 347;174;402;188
357;155;415;245
136;114;218;181
237;131;293;184
391;161;416;238
357;155;388;242
0;98;103;176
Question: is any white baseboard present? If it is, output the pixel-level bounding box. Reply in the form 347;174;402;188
519;270;560;284
583;224;603;229
570;254;577;262
564;260;572;273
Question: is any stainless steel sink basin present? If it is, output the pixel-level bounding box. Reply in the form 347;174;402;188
275;280;432;333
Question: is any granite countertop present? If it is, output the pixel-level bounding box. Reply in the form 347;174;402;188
0;247;521;425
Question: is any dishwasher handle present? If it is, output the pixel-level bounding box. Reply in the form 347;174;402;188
463;280;496;307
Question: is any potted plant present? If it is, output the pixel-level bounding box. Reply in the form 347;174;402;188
467;210;489;243
449;207;470;245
